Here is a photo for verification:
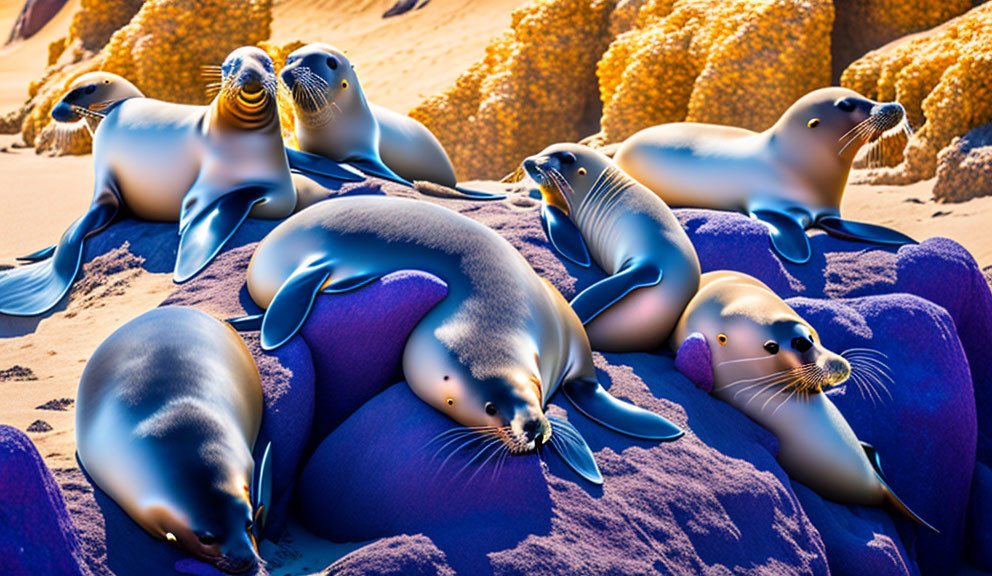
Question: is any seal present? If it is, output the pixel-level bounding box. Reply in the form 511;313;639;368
614;87;917;264
75;306;272;573
278;43;457;188
671;271;935;530
0;46;296;316
229;195;683;484
520;143;701;352
49;72;144;134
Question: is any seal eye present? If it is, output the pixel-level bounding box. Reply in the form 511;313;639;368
103;79;110;84
341;80;348;89
763;341;780;354
717;333;728;345
807;118;820;128
836;98;856;112
577;167;587;176
197;533;218;546
485;403;498;416
791;337;813;353
446;397;454;407
327;57;338;70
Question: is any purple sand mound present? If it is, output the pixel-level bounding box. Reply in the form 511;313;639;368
0;424;88;576
8;178;989;576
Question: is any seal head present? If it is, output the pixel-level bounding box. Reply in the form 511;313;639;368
214;46;279;131
51;72;143;124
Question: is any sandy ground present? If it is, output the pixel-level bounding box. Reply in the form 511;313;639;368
0;1;989;574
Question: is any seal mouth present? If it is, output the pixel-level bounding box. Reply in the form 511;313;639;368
280;66;336;126
522;159;573;213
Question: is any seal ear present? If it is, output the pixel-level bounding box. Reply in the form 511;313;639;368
175;184;273;283
569;262;663;326
860;442;938;533
285;148;365;187
251;442;273;535
546;415;602;484
815;216;917;247
561;378;683;441
749;208;812;265
674;332;715;394
541;203;591;267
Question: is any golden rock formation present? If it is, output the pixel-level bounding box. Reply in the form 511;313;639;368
842;3;992;186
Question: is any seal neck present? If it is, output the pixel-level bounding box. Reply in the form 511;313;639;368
215;86;279;132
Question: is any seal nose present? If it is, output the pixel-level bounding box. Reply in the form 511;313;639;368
51;101;75;122
240;69;263;92
870;102;905;131
522;158;543;182
819;356;851;388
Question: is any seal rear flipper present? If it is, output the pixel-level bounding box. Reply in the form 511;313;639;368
750;209;812;265
347;157;413;187
285;148;365;185
174;186;270;283
861;442;939;533
816;216;917;246
227;314;264;332
0;198;118;316
541;203;591;267
412;180;506;201
16;245;56;263
252;442;273;536
561;379;683;441
260;258;334;350
546;415;602;485
570;263;663;325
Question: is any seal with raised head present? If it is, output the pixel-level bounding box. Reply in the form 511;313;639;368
0;46;296;316
671;271;935;530
278;43;457;188
49;72;144;133
614;87;917;264
76;306;272;573
519;143;700;352
229;195;683;484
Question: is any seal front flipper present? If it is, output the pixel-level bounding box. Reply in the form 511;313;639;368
541;204;591;267
561;379;683;441
346;156;413;187
816;216;917;246
227;314;263;332
0;193;118;316
861;442;939;533
16;245;56;263
570;263;663;325
546;415;602;485
252;442;273;536
174;185;272;283
285;148;365;186
749;208;812;265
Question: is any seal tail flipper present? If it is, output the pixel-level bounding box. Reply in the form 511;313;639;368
346;156;413;187
174;185;271;283
541;203;591;267
0;197;118;316
816;216;917;246
570;263;663;326
252;442;273;537
412;180;506;201
861;442;939;533
546;415;602;485
227;314;264;332
750;208;812;265
561;379;683;441
285;148;365;187
16;245;56;263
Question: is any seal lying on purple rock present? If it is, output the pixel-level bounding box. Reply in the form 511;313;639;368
76;307;273;573
614;87;917;264
229;195;683;484
672;271;935;531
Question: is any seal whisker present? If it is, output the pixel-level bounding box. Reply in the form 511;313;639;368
460;437;506;484
434;434;491;477
716;354;780;367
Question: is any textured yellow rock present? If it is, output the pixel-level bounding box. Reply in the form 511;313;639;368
842;3;992;185
259;39;305;150
933;123;992;204
23;0;273;155
69;0;145;51
598;0;833;143
409;0;615;180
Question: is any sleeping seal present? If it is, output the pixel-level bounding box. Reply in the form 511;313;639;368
671;271;935;530
230;195;683;484
520;143;700;352
614;87;917;264
76;306;272;572
0;46;295;316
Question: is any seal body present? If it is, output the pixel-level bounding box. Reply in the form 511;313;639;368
280;43;457;186
522;143;700;352
75;307;262;572
238;195;681;484
615;87;916;264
